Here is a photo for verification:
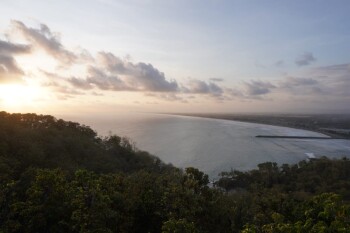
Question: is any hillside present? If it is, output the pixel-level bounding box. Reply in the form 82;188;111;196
0;111;170;179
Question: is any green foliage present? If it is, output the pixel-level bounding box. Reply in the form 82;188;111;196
243;193;350;232
0;111;169;176
0;112;349;232
217;157;350;199
162;218;198;233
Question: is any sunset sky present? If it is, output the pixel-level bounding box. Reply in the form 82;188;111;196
1;0;350;115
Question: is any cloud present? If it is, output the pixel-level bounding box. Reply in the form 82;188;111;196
182;79;224;96
146;92;187;102
225;87;243;98
63;62;178;92
4;21;178;93
42;81;85;98
1;20;349;111
295;52;316;66
96;52;126;73
96;52;178;92
67;76;94;90
59;51;180;92
0;55;25;83
279;77;318;88
2;21;215;98
311;64;350;97
127;62;178;92
85;66;129;91
310;63;350;76
0;40;31;55
41;72;85;97
278;77;324;96
276;64;350;98
209;78;224;82
244;81;276;96
0;39;31;83
10;20;76;64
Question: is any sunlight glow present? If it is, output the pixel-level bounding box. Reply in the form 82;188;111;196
16;52;58;74
0;84;44;108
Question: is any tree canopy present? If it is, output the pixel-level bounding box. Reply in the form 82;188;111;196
0;111;349;232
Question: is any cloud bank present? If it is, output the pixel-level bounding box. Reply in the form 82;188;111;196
1;20;349;112
10;20;76;64
1;20;224;99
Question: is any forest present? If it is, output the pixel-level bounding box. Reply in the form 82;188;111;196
0;111;349;232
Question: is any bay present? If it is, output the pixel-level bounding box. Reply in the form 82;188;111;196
68;113;350;178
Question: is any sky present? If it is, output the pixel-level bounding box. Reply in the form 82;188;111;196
0;0;350;115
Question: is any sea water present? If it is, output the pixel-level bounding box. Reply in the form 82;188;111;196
67;113;350;178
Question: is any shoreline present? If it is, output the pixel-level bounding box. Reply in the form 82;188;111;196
164;113;350;139
255;135;338;139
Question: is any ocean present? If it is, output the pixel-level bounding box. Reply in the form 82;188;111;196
67;113;350;178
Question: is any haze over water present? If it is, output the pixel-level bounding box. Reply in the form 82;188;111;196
70;113;350;178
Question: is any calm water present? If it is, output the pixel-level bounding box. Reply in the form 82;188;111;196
68;113;350;178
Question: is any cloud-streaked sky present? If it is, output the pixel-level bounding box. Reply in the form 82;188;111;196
0;0;350;114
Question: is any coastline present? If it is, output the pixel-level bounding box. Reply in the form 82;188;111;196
164;113;350;139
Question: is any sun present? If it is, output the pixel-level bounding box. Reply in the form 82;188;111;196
0;84;44;109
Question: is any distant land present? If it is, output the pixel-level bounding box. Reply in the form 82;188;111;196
171;113;350;139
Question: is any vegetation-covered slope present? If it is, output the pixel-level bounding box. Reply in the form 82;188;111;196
0;112;349;232
0;111;168;179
